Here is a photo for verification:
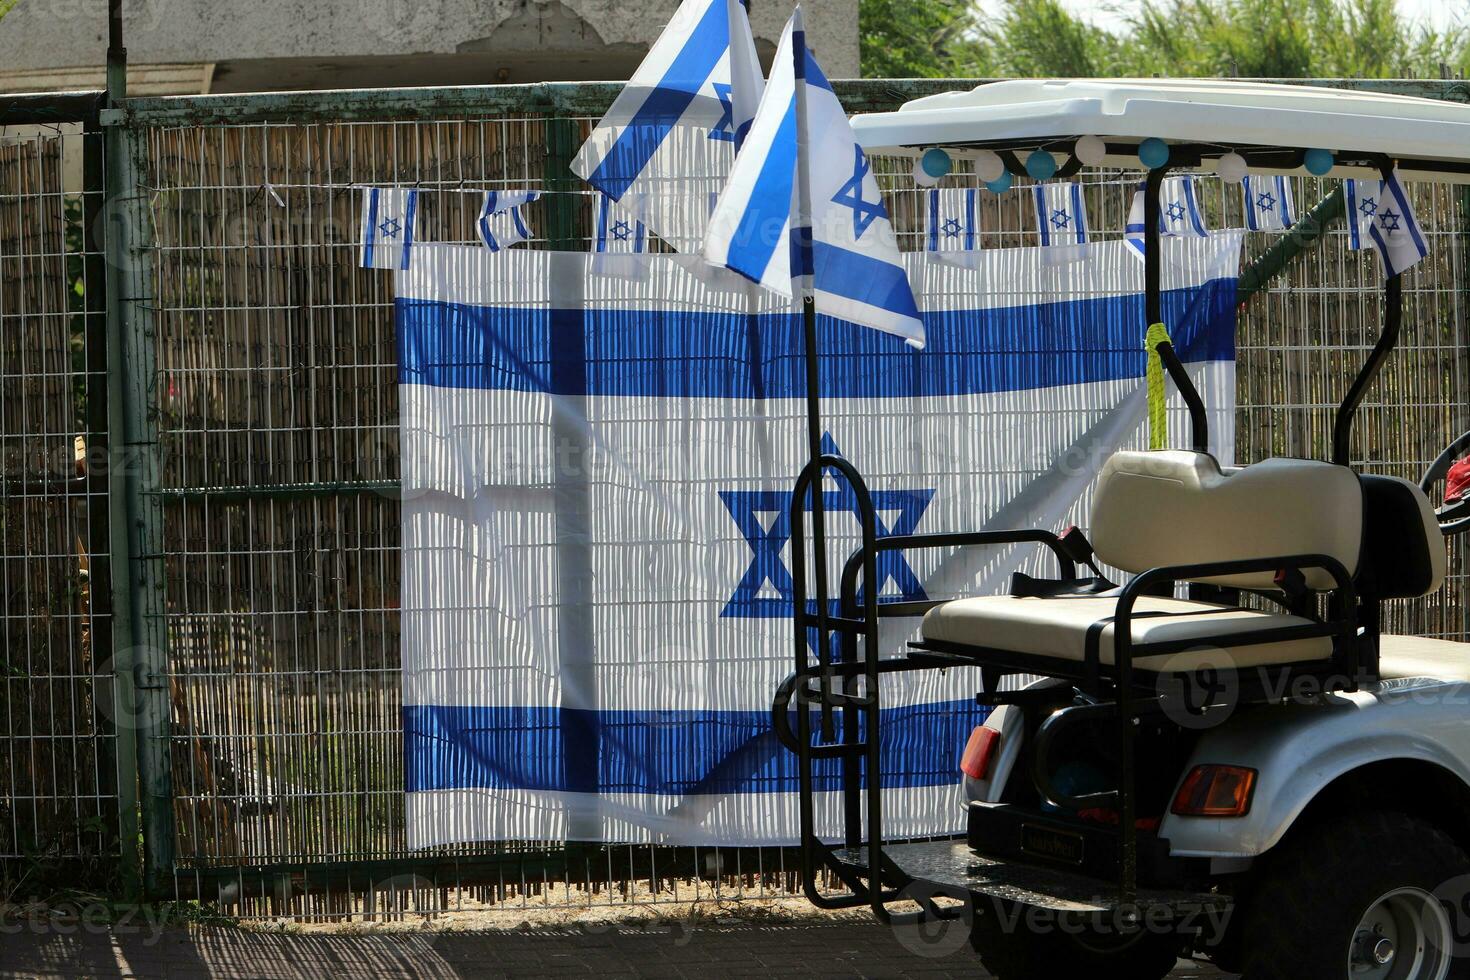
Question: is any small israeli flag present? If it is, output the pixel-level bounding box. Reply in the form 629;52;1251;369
1243;175;1294;232
1125;176;1208;259
359;187;418;270
704;7;924;347
595;194;648;253
572;0;764;253
925;188;980;252
1158;176;1209;238
477;190;540;252
1351;172;1429;277
1032;182;1088;247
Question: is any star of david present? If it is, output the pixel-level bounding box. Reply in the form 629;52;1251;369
1050;208;1071;229
378;217;402;239
1358;196;1378;219
1256;192;1276;212
830;146;886;240
709;83;735;144
611;220;633;241
718;434;933;644
941;217;962;238
1165;201;1187;223
1377;208;1402;232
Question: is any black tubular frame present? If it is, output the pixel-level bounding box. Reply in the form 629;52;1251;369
1333;157;1405;466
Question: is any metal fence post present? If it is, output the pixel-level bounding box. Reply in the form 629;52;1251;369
102;94;174;895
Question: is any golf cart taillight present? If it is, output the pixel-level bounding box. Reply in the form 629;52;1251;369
1171;765;1257;817
960;726;1000;780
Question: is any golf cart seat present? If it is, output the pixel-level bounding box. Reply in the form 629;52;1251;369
917;450;1446;678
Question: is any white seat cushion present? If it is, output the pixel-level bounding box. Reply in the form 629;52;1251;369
1379;635;1470;683
921;595;1333;671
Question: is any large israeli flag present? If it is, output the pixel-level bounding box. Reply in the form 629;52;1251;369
571;0;764;253
397;232;1242;848
704;7;924;347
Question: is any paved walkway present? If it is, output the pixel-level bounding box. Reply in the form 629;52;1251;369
1;920;1235;979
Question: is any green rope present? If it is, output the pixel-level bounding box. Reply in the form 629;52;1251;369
1145;322;1171;451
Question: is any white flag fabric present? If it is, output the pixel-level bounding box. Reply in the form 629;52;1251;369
704;8;925;348
1032;182;1089;247
1242;175;1294;232
395;233;1243;847
1346;173;1428;276
571;0;764;254
477;190;540;252
925;188;981;252
359;187;418;270
594;194;649;254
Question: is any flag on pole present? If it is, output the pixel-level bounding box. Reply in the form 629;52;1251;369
477;191;540;252
925;188;981;252
571;0;764;253
360;187;418;269
1032;182;1088;247
703;7;925;348
1242;175;1295;232
1351;171;1429;276
594;194;649;253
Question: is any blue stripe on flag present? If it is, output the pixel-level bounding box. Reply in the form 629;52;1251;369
964;190;976;250
723;100;799;281
1069;183;1086;245
927;189;939;252
1033;186;1050;247
396;278;1237;398
400;190;418;269
584;0;730;201
812;241;923;322
403;700;987;795
363;188;380;266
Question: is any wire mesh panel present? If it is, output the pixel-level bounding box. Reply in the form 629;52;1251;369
124;81;1470;920
0;115;114;885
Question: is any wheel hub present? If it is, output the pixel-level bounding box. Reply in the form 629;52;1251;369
1347;887;1452;980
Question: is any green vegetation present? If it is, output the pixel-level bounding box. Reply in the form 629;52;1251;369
861;0;1470;78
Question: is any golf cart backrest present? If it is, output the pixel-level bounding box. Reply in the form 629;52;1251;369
1358;474;1447;599
1091;451;1444;598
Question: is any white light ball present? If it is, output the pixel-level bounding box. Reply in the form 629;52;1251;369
1216;151;1248;184
1074;135;1107;167
974;149;1006;183
912;157;940;187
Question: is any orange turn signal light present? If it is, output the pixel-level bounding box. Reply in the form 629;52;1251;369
960;726;1001;780
1171;765;1257;818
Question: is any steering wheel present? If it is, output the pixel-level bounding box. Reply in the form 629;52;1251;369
1419;428;1470;536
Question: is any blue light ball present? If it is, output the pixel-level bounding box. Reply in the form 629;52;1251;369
1025;150;1058;180
1304;148;1335;176
985;171;1013;194
1138;138;1170;170
920;148;953;179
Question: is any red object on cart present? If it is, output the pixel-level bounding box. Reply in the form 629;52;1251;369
1447;456;1470;505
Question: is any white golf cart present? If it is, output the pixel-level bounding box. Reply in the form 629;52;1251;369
771;79;1470;979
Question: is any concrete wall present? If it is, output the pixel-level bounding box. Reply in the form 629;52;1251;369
0;0;860;93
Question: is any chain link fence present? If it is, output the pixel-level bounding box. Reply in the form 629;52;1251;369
2;78;1467;920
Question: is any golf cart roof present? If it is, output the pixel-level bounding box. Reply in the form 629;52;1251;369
851;78;1470;183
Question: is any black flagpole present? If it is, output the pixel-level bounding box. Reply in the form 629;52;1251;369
790;20;835;741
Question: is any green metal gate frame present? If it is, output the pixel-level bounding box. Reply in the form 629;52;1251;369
7;73;1468;899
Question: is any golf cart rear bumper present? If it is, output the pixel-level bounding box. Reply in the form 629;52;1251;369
832;838;1227;918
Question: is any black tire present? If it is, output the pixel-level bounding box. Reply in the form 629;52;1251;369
1238;810;1470;980
968;899;1184;980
